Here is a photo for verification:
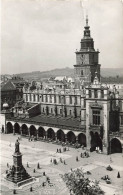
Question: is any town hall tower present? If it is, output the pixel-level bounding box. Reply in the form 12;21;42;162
74;16;100;85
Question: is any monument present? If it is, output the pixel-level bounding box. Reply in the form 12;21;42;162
6;139;31;184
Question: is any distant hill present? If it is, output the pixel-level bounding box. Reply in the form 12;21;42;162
1;67;123;82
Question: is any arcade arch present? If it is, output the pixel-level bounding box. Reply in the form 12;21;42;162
47;128;55;140
90;131;102;152
14;123;20;134
110;138;122;154
57;129;65;142
67;131;76;144
21;124;28;136
78;133;86;146
38;127;46;138
7;122;13;133
30;125;37;137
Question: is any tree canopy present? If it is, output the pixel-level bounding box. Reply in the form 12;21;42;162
61;169;104;195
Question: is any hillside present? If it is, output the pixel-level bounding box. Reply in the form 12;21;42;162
1;67;123;82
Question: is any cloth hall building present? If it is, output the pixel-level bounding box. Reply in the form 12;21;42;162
1;17;123;154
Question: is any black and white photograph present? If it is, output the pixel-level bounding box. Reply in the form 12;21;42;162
0;0;123;194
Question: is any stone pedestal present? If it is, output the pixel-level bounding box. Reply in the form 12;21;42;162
6;140;31;184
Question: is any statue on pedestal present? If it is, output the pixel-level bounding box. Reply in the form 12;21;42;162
15;139;20;153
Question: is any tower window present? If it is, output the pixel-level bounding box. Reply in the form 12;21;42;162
70;96;72;104
81;70;83;75
101;90;104;98
70;110;72;115
75;96;77;104
120;115;123;125
94;90;98;98
93;110;100;125
89;90;91;98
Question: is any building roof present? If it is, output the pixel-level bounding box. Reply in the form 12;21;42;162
7;114;85;131
1;81;16;91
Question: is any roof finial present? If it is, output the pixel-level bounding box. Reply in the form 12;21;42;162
86;15;88;26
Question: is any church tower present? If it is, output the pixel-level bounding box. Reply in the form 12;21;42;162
74;16;100;85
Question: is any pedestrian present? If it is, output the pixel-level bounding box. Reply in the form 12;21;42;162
33;169;36;173
117;172;120;178
27;162;29;168
43;171;45;176
60;157;63;163
50;158;52;163
13;189;16;194
76;156;78;161
7;163;9;168
64;160;66;165
84;151;86;156
80;153;82;158
30;187;33;192
57;148;58;153
37;162;40;169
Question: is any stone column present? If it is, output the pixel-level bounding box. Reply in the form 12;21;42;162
13;126;15;135
86;126;91;151
36;129;39;140
45;131;47;139
28;128;31;137
55;133;57;141
76;135;78;144
20;126;22;136
65;134;67;143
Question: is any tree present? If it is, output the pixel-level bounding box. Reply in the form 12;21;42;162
61;169;104;195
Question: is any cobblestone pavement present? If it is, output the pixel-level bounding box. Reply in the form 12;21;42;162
0;134;123;195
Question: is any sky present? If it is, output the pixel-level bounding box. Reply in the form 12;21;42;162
1;0;123;75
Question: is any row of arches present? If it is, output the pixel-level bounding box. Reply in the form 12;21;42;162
6;122;122;153
7;122;86;146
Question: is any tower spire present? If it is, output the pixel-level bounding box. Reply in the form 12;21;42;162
86;15;88;26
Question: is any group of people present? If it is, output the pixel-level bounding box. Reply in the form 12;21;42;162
95;147;102;153
56;147;69;153
80;151;90;158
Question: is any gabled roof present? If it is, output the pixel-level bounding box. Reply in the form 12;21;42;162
1;81;16;91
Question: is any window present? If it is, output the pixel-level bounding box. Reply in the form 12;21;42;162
46;95;48;102
51;108;53;113
93;110;100;125
70;110;72;115
30;94;32;101
59;96;61;104
50;95;52;103
33;94;35;102
75;96;77;104
81;70;83;76
60;109;62;114
94;90;98;98
101;90;104;98
120;116;123;125
42;95;44;102
54;95;56;103
26;94;28;101
89;90;91;98
37;95;40;102
70;96;72;104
